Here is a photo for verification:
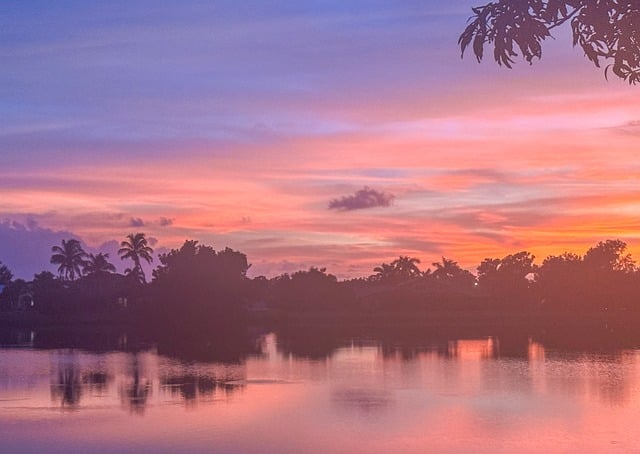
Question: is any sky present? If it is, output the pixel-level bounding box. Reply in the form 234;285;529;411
2;0;640;279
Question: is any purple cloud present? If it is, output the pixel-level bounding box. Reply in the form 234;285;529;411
158;217;173;226
329;187;395;211
129;217;145;227
0;220;79;279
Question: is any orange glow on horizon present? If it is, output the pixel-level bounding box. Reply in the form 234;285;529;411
3;62;640;279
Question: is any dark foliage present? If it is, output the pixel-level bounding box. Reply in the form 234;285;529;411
5;234;640;336
460;1;640;83
31;271;65;313
50;239;87;281
149;240;251;328
119;233;154;284
371;256;422;284
536;240;640;311
83;253;117;276
0;261;12;285
0;279;31;311
476;251;536;304
269;267;354;314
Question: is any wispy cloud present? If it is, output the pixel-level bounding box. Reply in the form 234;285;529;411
329;187;395;211
610;120;640;136
3;1;640;279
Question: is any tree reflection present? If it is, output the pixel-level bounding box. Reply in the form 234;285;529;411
272;322;537;364
23;326;640;418
152;326;264;364
82;371;110;394
275;324;347;360
119;354;151;414
50;356;82;408
161;373;243;406
50;353;112;408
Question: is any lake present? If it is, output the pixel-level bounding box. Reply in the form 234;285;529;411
1;327;640;453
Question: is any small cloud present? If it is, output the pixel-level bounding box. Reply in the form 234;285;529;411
328;187;395;211
241;216;252;224
611;120;640;136
25;217;39;231
129;217;145;227
147;236;158;247
158;217;173;227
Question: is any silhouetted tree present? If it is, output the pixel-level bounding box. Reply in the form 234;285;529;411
0;278;30;311
270;267;351;313
536;251;584;309
371;262;396;282
216;246;252;283
583;239;635;273
83;253;116;276
31;271;65;313
430;257;476;289
477;251;536;304
118;233;153;284
581;239;638;311
0;261;12;285
151;240;251;326
50;239;88;281
460;1;640;83
153;241;250;286
393;256;422;279
372;256;422;284
476;258;501;292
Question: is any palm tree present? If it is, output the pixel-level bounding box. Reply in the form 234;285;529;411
372;256;422;283
51;239;88;281
430;257;476;289
431;257;462;280
372;262;396;282
83;253;117;276
118;233;154;283
390;256;422;280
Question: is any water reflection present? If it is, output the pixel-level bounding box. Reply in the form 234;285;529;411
332;388;392;414
50;354;82;408
3;327;640;452
161;374;242;405
272;324;550;363
83;371;110;392
50;359;111;410
275;325;346;360
119;354;151;414
44;349;248;412
9;326;640;413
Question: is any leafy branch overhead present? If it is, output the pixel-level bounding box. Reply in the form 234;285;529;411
459;1;640;84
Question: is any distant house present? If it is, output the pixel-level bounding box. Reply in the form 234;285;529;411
13;292;34;311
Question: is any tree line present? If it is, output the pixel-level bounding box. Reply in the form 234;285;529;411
1;236;640;326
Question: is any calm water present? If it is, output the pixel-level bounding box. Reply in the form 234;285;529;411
1;330;640;453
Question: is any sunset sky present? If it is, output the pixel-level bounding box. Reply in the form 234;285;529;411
2;0;640;279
